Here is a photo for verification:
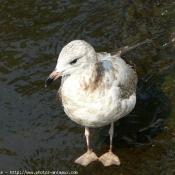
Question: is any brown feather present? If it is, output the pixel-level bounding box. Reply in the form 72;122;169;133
111;47;136;71
57;89;63;106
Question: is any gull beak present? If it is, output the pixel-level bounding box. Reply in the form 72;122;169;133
45;70;62;87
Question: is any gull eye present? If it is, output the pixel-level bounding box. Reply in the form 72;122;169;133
70;59;78;64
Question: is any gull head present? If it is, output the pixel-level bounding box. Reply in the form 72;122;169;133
45;40;97;86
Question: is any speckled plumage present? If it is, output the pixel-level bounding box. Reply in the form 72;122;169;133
55;40;138;128
46;40;138;166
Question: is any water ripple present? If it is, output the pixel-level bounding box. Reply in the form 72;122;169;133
1;0;175;174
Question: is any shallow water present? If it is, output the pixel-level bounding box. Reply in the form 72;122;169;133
1;0;175;174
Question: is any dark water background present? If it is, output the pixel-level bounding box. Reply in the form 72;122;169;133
1;0;175;174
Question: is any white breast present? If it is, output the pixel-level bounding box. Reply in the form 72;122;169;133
59;54;137;128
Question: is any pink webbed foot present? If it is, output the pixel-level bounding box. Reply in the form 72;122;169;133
99;150;120;166
75;150;98;166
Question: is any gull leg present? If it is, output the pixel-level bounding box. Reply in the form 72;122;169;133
75;127;98;166
99;123;120;166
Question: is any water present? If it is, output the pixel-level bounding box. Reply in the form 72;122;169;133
1;0;175;174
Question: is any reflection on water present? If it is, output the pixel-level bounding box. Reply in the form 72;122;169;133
1;0;175;174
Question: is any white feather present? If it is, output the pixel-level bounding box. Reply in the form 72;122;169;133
56;40;138;128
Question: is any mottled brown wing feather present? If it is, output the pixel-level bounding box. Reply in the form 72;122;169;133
57;88;63;106
111;47;136;71
121;55;136;71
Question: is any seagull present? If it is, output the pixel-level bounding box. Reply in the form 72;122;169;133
45;40;139;166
